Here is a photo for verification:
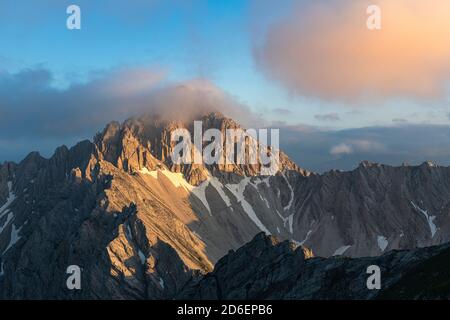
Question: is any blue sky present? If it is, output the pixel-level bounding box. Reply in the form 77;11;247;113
2;0;446;127
0;1;283;120
1;0;450;170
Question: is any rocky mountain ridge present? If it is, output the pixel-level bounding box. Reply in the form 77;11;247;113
1;112;449;298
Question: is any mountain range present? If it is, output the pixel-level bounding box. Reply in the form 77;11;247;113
0;112;449;299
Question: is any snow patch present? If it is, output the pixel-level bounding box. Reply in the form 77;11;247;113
226;178;271;235
411;201;437;238
377;235;388;252
275;209;295;234
287;214;294;234
333;245;351;256
160;169;192;190
251;178;272;209
281;173;294;210
192;230;203;240
276;210;289;230
190;181;211;214
125;224;132;240
0;182;16;219
291;240;302;247
159;277;165;289
299;229;312;245
253;177;271;188
2;224;22;255
0;212;14;236
141;168;213;215
209;177;231;207
159;169;212;215
256;192;271;209
139;167;158;178
137;250;146;265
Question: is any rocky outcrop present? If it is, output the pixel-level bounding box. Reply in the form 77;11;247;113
289;161;450;257
178;233;450;300
94;112;305;184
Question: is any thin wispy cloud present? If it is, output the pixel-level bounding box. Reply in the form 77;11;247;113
315;113;340;122
330;143;353;156
392;118;408;124
348;139;386;153
272;108;292;115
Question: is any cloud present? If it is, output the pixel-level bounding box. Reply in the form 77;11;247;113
3;67;450;174
270;108;293;116
329;139;385;157
0;67;166;139
279;124;450;173
0;67;262;162
348;139;386;152
255;0;450;101
315;113;340;122
0;67;262;137
330;143;353;155
392;118;408;123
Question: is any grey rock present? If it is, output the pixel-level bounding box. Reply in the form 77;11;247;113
1;112;450;299
178;232;450;300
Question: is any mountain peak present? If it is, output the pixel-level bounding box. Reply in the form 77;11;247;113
358;160;380;169
94;112;305;181
420;160;437;168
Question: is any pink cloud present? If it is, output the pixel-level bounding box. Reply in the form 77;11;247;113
255;0;450;101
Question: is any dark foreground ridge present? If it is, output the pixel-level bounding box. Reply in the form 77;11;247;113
178;233;450;300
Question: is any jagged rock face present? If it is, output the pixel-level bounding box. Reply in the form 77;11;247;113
289;161;450;257
178;233;450;300
94;112;304;183
0;112;450;299
0;112;306;299
177;233;315;299
0;142;207;299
